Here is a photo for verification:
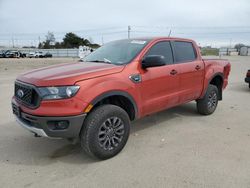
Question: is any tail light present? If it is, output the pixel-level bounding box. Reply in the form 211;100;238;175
224;63;231;78
247;70;250;77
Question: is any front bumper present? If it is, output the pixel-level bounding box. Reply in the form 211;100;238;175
245;77;250;83
12;103;86;138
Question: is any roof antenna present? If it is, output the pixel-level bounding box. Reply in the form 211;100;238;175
168;29;172;37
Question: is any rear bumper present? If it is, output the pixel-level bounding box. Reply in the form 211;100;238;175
12;103;86;138
245;77;250;83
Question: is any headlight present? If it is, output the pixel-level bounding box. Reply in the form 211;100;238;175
38;86;80;100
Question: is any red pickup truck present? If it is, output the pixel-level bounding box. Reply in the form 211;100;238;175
12;37;231;159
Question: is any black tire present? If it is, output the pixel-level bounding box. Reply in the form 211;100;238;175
80;105;130;160
197;84;219;115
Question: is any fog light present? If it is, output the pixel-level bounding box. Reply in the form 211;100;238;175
47;120;69;130
56;121;69;129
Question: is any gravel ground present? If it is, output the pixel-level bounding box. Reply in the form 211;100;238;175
0;56;249;188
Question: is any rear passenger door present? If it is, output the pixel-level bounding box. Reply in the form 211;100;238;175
172;41;204;102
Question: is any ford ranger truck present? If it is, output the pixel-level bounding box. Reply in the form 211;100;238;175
12;37;231;159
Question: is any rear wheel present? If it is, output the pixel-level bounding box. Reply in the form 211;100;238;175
197;84;219;115
80;105;130;159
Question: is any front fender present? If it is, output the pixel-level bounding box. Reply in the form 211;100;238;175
74;75;141;117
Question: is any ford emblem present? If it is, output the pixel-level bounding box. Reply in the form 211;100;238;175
17;89;24;98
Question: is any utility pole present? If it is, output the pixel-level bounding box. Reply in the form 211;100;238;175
101;35;104;45
12;37;14;48
128;26;131;39
38;36;41;48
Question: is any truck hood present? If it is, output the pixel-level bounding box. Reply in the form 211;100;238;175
17;62;125;86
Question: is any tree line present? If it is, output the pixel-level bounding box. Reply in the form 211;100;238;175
38;32;100;49
234;43;249;52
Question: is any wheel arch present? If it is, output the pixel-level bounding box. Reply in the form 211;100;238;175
202;72;224;100
209;73;224;100
90;90;138;121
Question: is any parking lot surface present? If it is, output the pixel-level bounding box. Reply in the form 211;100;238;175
0;56;249;188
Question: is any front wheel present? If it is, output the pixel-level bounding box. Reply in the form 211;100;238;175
197;84;219;115
80;105;130;160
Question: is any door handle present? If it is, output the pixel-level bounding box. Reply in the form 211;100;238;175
195;65;201;70
170;69;177;75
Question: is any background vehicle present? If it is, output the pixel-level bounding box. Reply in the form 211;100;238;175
12;37;231;160
13;51;26;58
4;50;15;58
19;52;26;58
28;52;36;58
0;50;5;58
44;52;52;58
35;51;45;58
27;51;45;58
79;45;91;60
1;50;26;58
245;70;250;88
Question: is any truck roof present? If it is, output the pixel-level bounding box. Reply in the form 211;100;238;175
127;37;196;43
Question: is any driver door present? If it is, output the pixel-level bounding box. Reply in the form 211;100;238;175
139;41;181;116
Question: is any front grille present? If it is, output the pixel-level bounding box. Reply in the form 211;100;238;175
15;81;40;108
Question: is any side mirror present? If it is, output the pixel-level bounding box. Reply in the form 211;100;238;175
142;55;166;69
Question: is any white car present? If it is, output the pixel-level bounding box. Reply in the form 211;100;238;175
28;51;44;58
27;52;36;58
35;51;44;58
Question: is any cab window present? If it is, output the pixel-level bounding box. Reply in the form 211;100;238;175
174;41;196;63
144;41;173;64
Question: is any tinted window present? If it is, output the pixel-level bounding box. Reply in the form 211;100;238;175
145;41;173;64
174;41;196;63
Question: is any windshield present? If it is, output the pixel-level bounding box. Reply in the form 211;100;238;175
83;39;149;65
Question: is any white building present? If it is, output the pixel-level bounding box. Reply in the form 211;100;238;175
240;46;250;56
219;48;238;56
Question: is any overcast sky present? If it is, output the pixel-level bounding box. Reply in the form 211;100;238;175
0;0;250;47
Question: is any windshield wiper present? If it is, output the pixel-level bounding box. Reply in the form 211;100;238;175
103;58;111;63
87;58;112;64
